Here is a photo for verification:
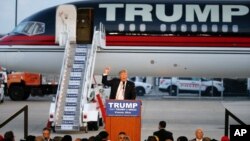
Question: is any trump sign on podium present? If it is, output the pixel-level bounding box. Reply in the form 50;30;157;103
105;100;141;116
105;100;142;141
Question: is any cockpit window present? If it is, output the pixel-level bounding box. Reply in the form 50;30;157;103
13;21;45;36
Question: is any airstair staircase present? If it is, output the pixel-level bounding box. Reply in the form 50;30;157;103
54;24;105;131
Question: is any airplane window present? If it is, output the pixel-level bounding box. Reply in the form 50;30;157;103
129;24;136;32
13;21;45;36
13;22;27;33
232;25;238;33
212;24;218;32
191;24;197;32
170;24;177;32
140;24;146;32
160;24;167;32
181;24;187;32
201;24;208;32
118;23;125;32
222;25;228;33
33;22;45;35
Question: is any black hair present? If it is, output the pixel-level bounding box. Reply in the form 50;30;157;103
159;121;166;128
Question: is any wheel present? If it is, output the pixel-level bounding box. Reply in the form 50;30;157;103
22;93;30;100
9;85;25;101
168;85;177;96
205;87;220;96
136;87;145;96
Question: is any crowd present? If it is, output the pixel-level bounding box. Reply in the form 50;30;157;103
0;121;231;141
0;127;109;141
144;121;230;141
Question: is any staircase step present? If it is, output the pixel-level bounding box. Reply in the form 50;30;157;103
65;97;78;103
64;111;76;116
74;56;86;61
70;72;82;77
69;80;81;86
68;85;80;89
65;103;77;106
71;68;83;72
76;48;87;53
74;60;85;64
63;116;75;121
67;89;79;94
73;64;85;69
75;52;86;56
66;94;78;98
77;45;87;48
64;106;77;112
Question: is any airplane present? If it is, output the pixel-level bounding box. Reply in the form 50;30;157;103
1;0;250;78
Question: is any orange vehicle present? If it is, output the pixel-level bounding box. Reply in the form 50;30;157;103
7;72;57;101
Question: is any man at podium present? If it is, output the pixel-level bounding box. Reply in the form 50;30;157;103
102;67;136;100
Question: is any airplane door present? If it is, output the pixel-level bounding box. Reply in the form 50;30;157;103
55;5;77;45
77;8;93;44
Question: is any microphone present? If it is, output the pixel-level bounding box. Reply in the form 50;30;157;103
122;81;125;89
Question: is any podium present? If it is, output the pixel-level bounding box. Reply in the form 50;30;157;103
105;100;141;141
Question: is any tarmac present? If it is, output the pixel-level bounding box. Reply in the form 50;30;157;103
0;94;250;141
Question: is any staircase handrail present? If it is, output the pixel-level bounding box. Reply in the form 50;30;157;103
224;108;246;136
0;105;28;139
80;23;105;105
54;32;71;121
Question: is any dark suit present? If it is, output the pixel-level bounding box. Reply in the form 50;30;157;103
102;75;136;100
153;129;174;141
190;138;202;141
44;138;53;141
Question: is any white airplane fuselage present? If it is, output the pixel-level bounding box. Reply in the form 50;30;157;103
1;44;250;78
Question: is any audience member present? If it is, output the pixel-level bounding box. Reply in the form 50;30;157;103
95;131;109;141
203;137;211;141
26;135;36;141
4;131;15;141
177;136;188;141
88;136;95;141
118;132;126;141
74;138;81;141
80;138;88;141
61;135;72;141
35;136;43;141
146;136;157;141
221;136;230;141
154;136;159;141
53;136;62;141
42;127;53;141
123;135;131;141
190;128;204;141
0;134;4;141
153;121;173;141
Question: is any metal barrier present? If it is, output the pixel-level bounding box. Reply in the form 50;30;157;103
0;105;28;139
224;108;246;136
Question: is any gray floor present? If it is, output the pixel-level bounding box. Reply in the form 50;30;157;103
0;95;249;141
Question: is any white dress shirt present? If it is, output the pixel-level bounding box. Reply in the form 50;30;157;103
116;81;126;100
